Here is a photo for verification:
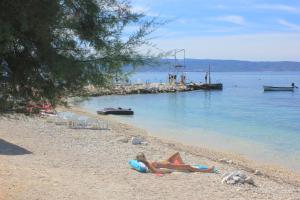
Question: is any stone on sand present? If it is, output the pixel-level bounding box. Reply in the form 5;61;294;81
131;136;144;145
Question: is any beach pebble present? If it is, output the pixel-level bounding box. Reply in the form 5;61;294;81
219;158;234;164
245;177;255;185
131;137;144;145
254;170;262;175
227;160;234;164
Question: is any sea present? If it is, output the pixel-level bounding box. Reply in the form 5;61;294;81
77;71;300;171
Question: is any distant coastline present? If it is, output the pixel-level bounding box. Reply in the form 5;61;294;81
124;59;300;72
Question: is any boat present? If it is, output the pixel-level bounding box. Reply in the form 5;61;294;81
199;83;223;90
263;86;295;91
186;82;223;90
97;107;134;115
200;65;223;90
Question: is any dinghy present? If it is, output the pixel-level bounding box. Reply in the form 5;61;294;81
263;86;295;91
200;65;223;90
199;83;223;90
97;107;134;115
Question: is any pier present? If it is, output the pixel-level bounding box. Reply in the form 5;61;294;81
85;82;222;97
85;50;223;97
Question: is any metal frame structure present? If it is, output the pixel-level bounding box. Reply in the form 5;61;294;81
168;49;186;84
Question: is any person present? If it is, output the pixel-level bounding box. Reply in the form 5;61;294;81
168;74;172;84
136;152;215;174
1;59;9;82
180;74;186;85
204;72;208;84
291;82;298;88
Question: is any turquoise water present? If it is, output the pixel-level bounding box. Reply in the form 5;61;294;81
78;72;300;171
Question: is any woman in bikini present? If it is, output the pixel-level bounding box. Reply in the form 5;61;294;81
136;152;215;174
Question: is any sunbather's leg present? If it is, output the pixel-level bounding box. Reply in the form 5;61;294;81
157;163;214;173
166;152;184;164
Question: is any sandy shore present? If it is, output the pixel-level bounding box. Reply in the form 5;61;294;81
0;107;300;200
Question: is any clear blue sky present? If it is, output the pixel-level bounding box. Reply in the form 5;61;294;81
132;0;300;61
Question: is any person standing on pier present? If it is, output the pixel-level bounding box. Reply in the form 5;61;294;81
205;72;208;84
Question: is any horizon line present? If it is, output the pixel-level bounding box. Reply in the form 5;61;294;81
161;58;300;62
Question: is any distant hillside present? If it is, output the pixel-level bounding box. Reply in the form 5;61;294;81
124;59;300;72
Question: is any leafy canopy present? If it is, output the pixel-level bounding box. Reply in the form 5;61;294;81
0;0;157;109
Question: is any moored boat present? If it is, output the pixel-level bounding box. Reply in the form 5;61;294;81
200;65;223;90
200;83;223;90
263;86;295;91
97;107;134;115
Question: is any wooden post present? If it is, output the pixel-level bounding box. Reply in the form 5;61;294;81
208;65;211;85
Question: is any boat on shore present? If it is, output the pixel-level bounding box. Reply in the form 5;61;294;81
97;107;134;115
263;86;295;92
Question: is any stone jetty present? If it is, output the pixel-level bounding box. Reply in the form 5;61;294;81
85;82;205;96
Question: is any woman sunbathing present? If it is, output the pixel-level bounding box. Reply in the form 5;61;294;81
136;152;215;174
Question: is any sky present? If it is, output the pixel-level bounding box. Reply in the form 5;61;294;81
131;0;300;61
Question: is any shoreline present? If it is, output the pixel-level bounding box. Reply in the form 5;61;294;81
59;105;300;187
1;107;300;199
105;116;300;173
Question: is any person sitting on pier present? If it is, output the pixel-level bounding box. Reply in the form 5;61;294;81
291;83;298;88
136;152;215;174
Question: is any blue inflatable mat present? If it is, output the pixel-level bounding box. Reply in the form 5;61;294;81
128;160;149;173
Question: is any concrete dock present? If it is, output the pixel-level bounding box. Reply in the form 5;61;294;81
85;82;222;97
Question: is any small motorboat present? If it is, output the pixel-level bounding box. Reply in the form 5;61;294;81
186;83;223;90
97;107;134;115
263;86;295;91
193;65;223;90
200;83;223;90
264;83;298;92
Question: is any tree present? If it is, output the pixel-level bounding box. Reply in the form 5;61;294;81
0;0;157;111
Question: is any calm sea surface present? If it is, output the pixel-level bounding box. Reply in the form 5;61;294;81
78;72;300;171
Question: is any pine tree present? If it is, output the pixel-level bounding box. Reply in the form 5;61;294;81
0;0;156;111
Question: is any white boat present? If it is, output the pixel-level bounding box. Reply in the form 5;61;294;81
263;86;295;91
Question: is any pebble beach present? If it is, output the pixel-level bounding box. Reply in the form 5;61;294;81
0;106;300;200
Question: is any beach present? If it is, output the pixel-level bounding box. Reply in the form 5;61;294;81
2;0;300;199
80;71;300;171
0;106;300;200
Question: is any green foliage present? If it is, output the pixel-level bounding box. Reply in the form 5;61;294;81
0;0;157;110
